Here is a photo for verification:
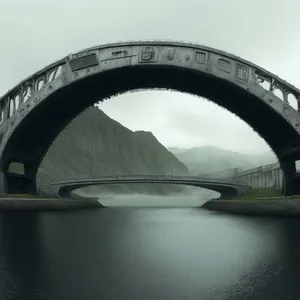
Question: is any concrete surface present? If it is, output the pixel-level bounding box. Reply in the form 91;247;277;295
0;198;103;211
202;199;300;217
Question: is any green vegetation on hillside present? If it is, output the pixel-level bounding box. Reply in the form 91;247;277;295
238;188;282;199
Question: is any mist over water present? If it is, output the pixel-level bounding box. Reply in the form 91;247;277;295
99;193;212;207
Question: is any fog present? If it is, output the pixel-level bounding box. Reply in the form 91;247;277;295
99;194;212;207
75;185;220;207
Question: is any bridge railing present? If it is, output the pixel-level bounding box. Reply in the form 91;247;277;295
234;162;281;177
0;60;66;124
198;162;281;180
48;174;249;187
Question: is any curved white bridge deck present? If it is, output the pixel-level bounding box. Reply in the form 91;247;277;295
43;175;251;199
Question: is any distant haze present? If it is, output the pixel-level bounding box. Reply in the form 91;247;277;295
98;91;273;155
168;145;278;175
1;0;300;155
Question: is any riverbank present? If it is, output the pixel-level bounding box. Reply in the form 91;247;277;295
0;198;103;211
236;187;281;199
202;198;300;217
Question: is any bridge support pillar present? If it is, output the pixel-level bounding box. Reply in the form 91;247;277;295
3;163;38;196
281;161;300;196
0;172;6;197
5;173;37;195
219;189;238;200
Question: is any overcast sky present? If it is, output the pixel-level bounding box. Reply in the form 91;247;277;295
1;0;300;154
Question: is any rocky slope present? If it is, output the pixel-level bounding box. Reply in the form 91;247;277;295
37;107;189;196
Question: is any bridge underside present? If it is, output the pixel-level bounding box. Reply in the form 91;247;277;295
43;180;249;200
0;42;300;196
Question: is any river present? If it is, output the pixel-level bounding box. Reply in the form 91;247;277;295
0;195;299;299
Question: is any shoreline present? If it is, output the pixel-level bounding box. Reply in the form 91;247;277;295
0;198;103;211
201;198;300;217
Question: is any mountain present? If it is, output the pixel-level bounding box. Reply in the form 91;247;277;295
37;106;189;196
250;151;278;166
167;147;187;155
168;145;277;175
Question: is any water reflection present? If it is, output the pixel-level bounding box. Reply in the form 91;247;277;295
0;213;46;300
203;216;300;299
0;207;299;299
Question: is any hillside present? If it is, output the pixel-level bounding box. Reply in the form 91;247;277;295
168;146;277;175
37;107;189;196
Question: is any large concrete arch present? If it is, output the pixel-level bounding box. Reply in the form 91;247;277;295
44;175;250;199
1;41;300;196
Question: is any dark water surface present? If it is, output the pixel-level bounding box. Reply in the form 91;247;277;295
0;204;300;299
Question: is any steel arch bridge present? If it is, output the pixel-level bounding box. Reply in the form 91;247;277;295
0;40;300;196
43;175;250;199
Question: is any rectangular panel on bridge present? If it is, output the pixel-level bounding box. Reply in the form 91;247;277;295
70;53;99;71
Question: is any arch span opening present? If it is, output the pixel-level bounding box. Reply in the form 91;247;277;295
1;42;300;195
98;89;275;156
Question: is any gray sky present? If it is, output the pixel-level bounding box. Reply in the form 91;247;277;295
1;0;300;154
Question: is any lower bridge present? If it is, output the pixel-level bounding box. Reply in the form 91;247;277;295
42;175;251;199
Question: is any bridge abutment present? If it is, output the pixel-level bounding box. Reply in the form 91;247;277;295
0;163;38;196
6;173;37;195
219;190;238;200
0;172;5;197
280;161;300;196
